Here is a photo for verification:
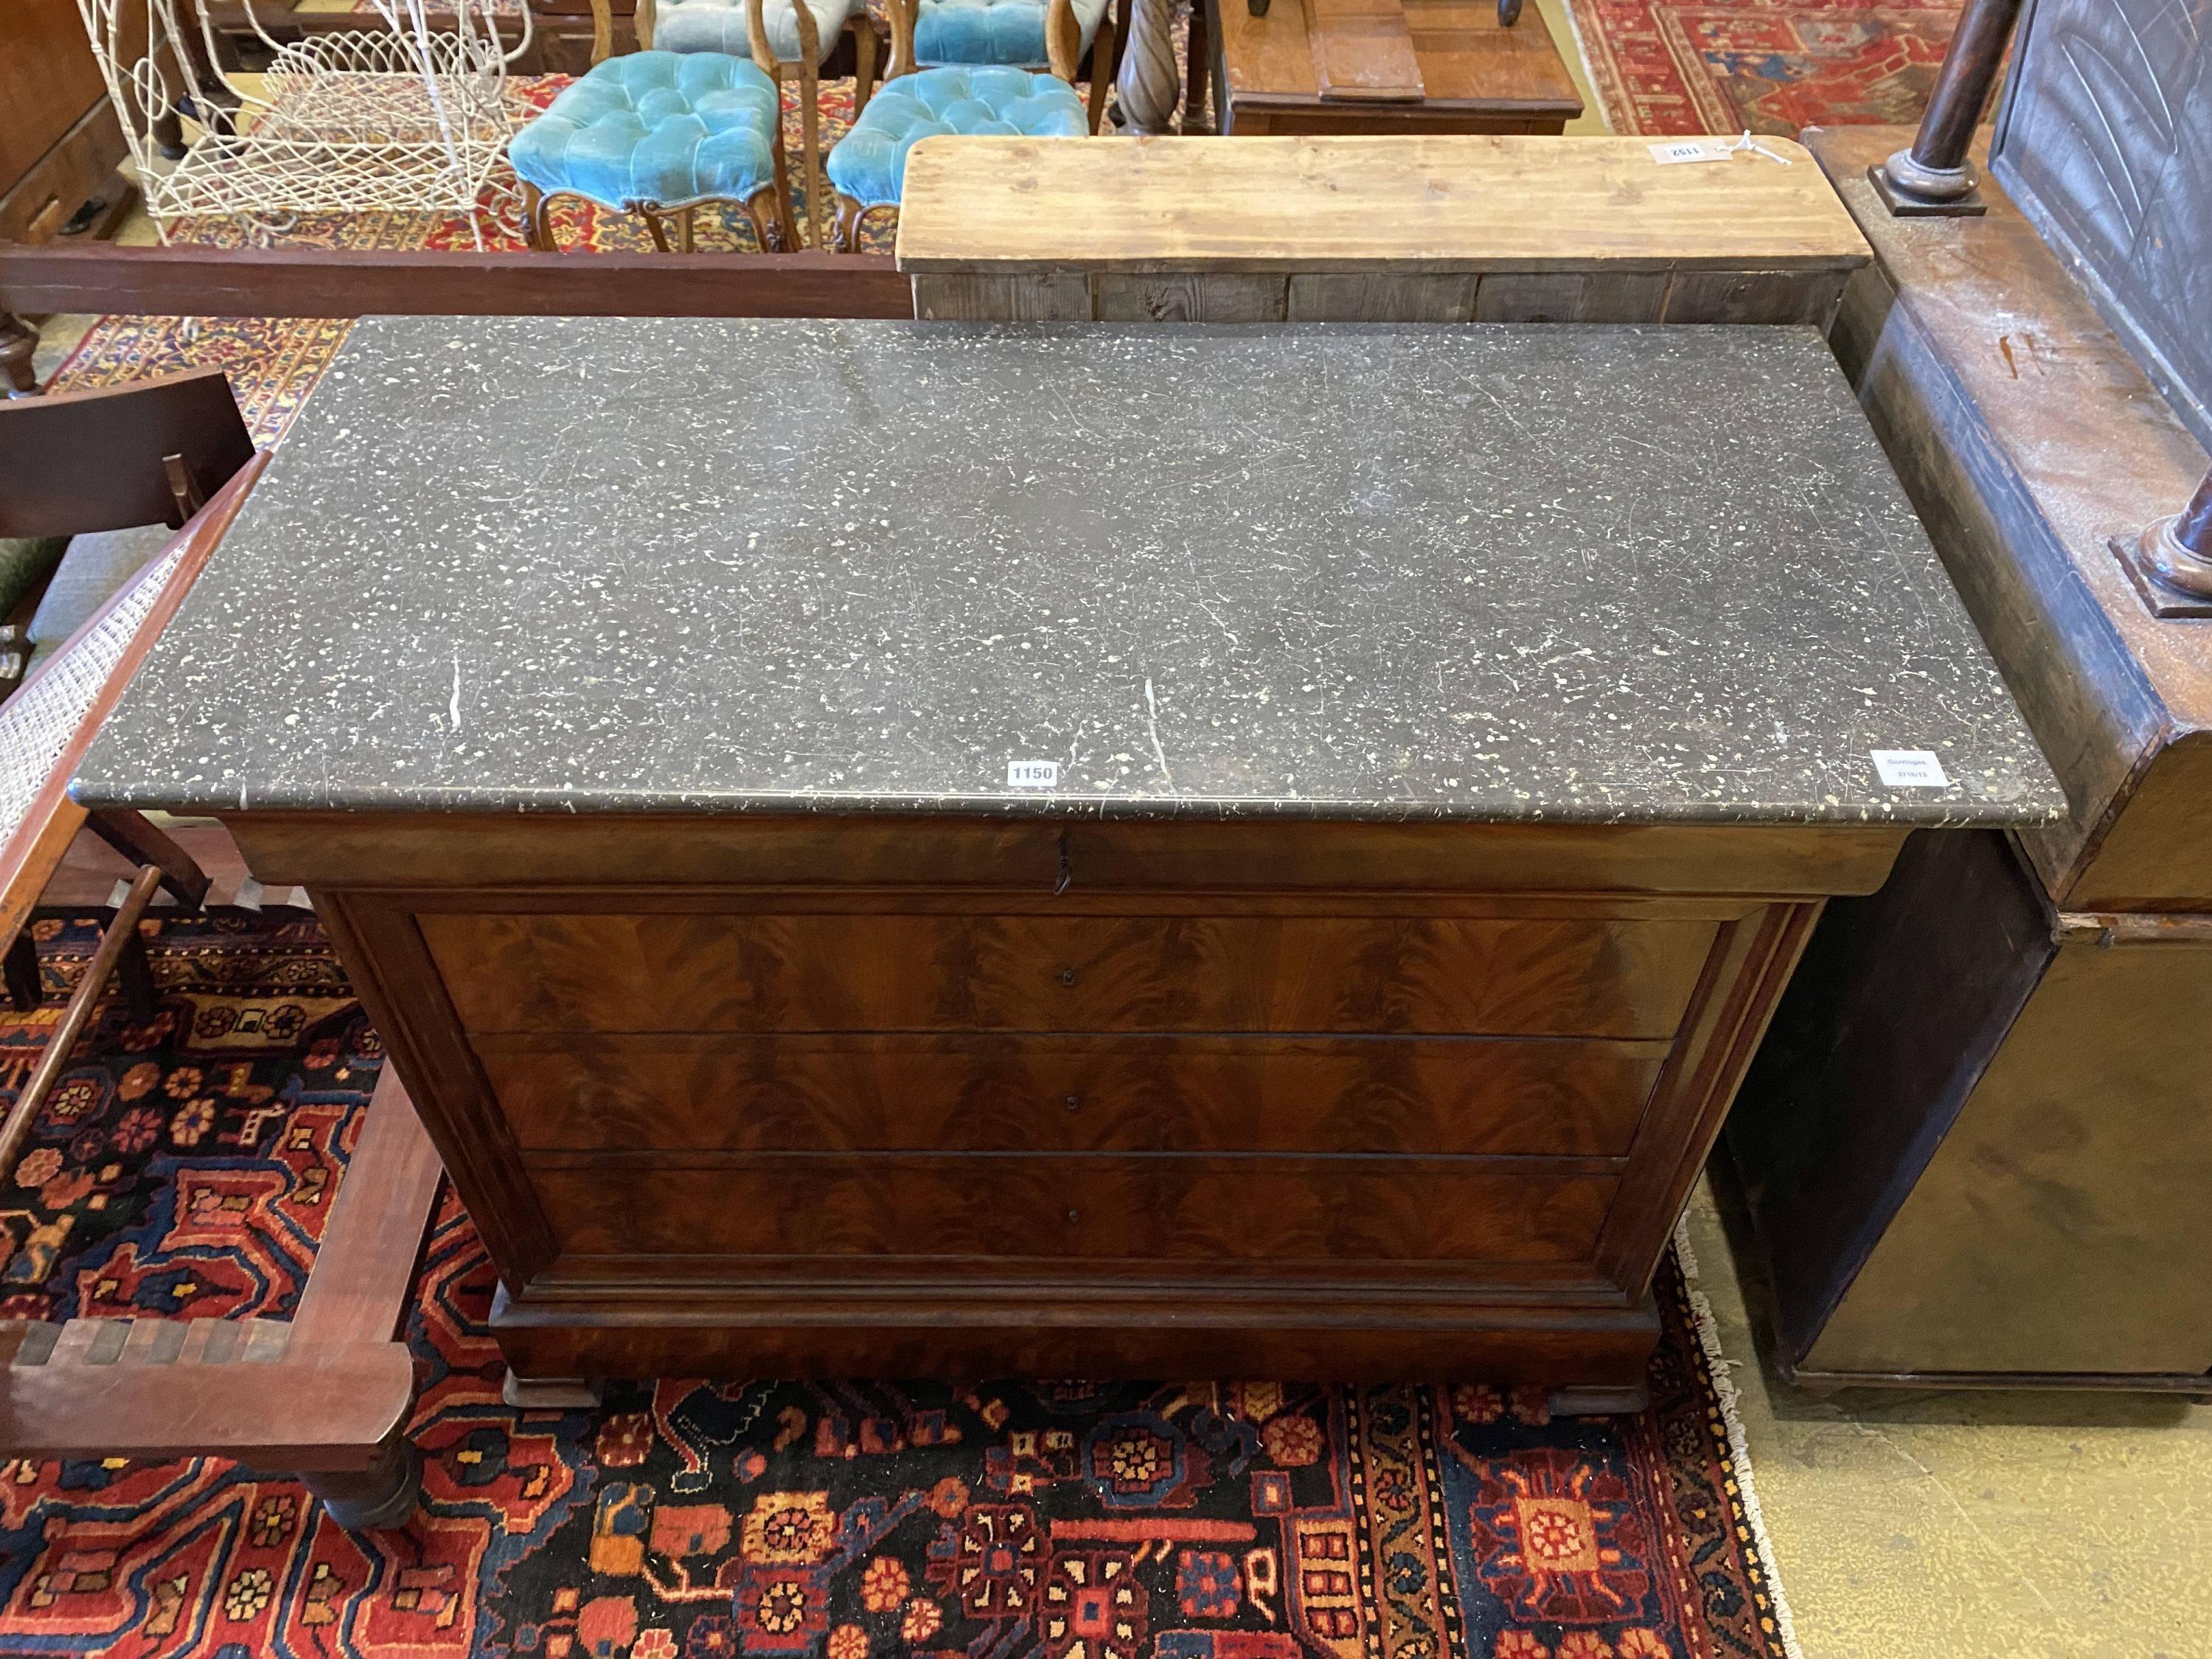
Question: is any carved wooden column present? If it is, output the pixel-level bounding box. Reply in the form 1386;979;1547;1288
2115;467;2212;617
1869;0;2025;215
1116;0;1183;136
0;313;37;397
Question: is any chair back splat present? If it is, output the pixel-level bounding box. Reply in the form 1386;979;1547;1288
0;369;257;540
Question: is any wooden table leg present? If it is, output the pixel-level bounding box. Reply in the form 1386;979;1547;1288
1;312;38;396
1116;0;1183;135
1183;0;1211;133
296;1423;424;1531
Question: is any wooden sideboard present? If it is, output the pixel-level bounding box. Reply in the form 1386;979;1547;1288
1721;122;2212;1391
1210;0;1583;135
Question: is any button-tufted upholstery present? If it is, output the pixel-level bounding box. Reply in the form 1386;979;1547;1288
652;0;858;66
914;0;1111;66
508;51;781;209
824;66;1085;208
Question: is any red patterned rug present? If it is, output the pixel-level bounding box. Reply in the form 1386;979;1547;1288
44;72;883;442
1568;0;1964;134
0;912;1798;1659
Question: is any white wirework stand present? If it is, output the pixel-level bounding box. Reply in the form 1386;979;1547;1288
74;0;535;248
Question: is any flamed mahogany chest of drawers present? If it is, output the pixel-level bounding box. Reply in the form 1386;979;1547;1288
68;317;2062;1404
235;810;1887;1409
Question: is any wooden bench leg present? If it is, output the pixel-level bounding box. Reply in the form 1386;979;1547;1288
4;933;39;1011
296;1423;424;1531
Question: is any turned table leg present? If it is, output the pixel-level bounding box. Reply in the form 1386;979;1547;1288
297;1425;424;1531
1;312;38;395
1116;0;1183;136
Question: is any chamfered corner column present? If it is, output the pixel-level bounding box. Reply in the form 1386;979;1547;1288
1868;0;2025;216
1116;0;1184;136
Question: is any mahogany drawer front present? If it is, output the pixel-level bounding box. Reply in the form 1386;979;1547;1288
479;1033;1666;1156
421;911;1715;1038
527;1156;1616;1264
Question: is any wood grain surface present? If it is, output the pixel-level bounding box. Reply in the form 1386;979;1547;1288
896;135;1871;274
528;1155;1617;1263
420;911;1716;1038
476;1031;1669;1155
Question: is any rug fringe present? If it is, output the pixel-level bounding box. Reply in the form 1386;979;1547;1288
1673;1214;1805;1659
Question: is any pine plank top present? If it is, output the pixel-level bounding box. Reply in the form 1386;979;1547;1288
895;136;1874;274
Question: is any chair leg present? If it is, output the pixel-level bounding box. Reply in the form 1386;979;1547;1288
798;65;827;248
0;866;164;1183
86;809;209;910
852;17;878;112
677;204;696;253
768;136;799;251
4;932;40;1012
1183;0;1210;132
1088;19;1116;132
642;209;674;253
116;926;156;1024
521;181;554;251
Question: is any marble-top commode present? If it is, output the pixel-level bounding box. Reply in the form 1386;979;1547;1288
72;316;2061;826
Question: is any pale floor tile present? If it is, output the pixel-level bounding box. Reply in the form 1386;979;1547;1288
1686;1175;2212;1659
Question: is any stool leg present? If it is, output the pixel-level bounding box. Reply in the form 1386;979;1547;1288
4;933;41;1011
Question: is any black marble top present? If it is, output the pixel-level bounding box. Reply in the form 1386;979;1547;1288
74;317;2062;827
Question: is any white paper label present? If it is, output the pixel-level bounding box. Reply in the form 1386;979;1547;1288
1871;749;1951;788
1649;139;1727;165
1006;759;1060;789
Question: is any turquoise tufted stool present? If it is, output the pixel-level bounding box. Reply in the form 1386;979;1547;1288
508;50;794;251
620;0;874;246
898;0;1116;133
824;65;1085;248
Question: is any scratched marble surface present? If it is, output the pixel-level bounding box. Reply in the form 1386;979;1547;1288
74;318;2061;824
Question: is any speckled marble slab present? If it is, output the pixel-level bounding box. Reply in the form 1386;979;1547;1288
74;318;2062;825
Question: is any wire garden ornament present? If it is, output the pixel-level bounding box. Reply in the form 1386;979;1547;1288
74;0;535;248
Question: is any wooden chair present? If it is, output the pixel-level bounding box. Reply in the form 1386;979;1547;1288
0;382;446;1528
824;0;1094;251
630;0;906;246
512;38;800;254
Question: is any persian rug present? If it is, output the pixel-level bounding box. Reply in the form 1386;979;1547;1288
44;70;886;445
1565;0;1964;135
0;911;1801;1659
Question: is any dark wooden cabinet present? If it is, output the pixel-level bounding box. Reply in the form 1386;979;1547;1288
1731;124;2212;1393
226;810;1874;1407
0;0;131;390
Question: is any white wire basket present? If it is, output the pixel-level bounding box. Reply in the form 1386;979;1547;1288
75;0;535;246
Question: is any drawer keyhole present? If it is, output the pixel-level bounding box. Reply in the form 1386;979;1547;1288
1066;1208;1081;1223
1060;967;1078;987
1065;1094;1082;1111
